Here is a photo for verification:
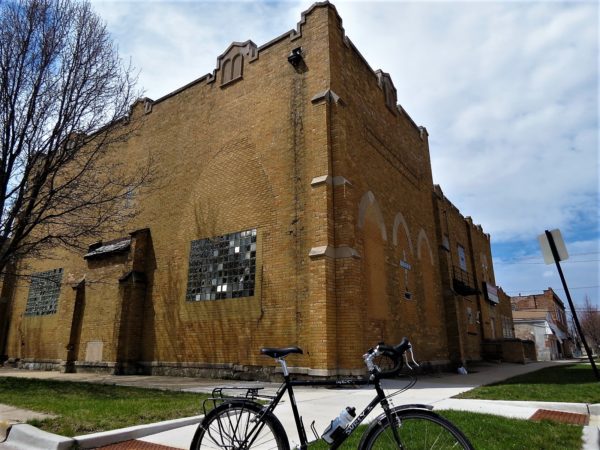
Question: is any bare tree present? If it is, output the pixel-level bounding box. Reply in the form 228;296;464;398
580;295;600;354
0;0;151;274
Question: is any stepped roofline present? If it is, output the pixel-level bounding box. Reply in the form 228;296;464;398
131;1;422;136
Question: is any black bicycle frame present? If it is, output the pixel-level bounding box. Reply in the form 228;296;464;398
245;374;399;450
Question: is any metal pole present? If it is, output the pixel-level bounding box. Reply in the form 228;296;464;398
545;230;600;381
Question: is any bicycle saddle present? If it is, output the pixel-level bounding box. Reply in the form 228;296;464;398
260;346;303;358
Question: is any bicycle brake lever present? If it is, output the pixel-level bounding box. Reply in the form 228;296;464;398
403;353;414;371
408;347;419;367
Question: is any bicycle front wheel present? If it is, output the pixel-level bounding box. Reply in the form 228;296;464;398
190;400;289;450
360;408;474;450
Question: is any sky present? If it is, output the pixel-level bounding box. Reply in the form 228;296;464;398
91;0;599;309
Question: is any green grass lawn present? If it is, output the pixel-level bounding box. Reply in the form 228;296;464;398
0;377;210;436
456;363;600;403
308;410;581;450
0;375;586;448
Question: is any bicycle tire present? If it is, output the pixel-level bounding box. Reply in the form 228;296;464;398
190;399;290;450
359;408;474;450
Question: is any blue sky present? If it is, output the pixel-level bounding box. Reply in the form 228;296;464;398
92;0;599;309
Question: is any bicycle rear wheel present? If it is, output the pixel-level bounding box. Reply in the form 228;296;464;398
190;400;289;450
360;408;474;450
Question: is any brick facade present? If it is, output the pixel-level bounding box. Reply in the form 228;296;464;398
432;186;515;365
0;2;513;377
512;288;573;359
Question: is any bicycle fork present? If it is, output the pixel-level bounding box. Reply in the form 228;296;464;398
376;385;405;450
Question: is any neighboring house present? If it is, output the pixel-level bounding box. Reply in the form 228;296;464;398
512;288;573;360
512;310;559;361
0;2;518;378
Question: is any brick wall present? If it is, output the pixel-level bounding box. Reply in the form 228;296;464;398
1;2;503;376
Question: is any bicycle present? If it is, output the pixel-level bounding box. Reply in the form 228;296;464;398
190;337;475;449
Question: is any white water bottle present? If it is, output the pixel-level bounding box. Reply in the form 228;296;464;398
321;406;356;444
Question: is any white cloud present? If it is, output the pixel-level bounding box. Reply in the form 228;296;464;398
330;0;599;242
92;0;306;99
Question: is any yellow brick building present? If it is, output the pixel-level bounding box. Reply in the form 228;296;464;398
0;2;516;378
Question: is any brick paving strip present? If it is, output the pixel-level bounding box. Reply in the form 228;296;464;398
95;440;182;450
530;409;589;426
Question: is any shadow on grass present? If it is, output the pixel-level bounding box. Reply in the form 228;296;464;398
485;364;597;386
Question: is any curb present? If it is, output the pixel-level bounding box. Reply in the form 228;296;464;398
0;416;203;450
0;424;73;450
74;415;203;449
437;399;596;418
582;424;600;450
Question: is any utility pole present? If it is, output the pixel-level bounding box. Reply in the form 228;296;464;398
541;229;600;381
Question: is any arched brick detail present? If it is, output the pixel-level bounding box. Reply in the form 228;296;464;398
416;229;434;265
358;191;387;241
392;212;413;255
208;40;258;87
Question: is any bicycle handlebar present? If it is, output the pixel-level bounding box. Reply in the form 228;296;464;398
363;337;417;378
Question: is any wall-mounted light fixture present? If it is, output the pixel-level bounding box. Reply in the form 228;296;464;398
287;47;303;68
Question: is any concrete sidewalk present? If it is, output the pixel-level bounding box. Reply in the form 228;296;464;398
0;360;598;449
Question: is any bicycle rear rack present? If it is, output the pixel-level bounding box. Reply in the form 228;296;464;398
202;386;271;415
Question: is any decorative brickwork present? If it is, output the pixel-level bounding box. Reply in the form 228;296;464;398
530;409;589;426
97;440;181;450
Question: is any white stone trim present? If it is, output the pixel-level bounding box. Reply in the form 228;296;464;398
309;245;360;259
332;176;352;186
309;246;335;258
311;175;331;186
311;175;352;187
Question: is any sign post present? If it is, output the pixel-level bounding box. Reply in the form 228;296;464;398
539;229;599;381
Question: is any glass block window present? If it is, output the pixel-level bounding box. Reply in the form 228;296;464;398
186;229;257;301
25;268;63;316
